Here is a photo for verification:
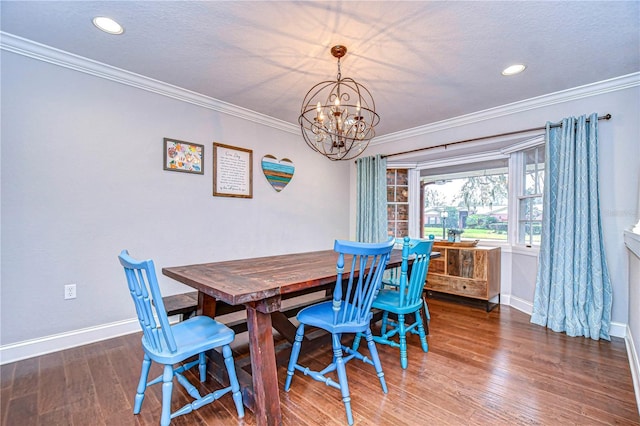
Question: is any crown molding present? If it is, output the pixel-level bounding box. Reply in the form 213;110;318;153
0;31;299;135
2;32;638;144
373;71;640;145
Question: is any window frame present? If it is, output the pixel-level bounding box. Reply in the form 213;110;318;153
417;152;510;243
387;135;546;247
386;168;410;238
506;137;545;247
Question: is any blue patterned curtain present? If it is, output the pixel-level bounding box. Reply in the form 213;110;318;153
531;113;612;340
356;154;387;243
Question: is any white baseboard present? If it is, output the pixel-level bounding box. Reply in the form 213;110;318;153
0;318;142;365
626;326;640;415
506;295;627;339
507;295;533;315
610;322;628;339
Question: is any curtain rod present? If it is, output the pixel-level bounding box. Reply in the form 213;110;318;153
381;113;612;160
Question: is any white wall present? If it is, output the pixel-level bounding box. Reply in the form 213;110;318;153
0;50;351;352
624;231;640;411
356;76;640;334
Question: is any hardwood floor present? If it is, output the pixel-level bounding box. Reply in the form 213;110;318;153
1;299;638;425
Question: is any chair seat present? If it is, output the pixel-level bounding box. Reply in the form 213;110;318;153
372;289;423;315
297;301;371;334
142;315;235;365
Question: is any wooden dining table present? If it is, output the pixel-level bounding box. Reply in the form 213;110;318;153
162;247;426;426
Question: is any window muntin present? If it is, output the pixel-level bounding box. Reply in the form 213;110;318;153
518;146;545;246
387;169;409;238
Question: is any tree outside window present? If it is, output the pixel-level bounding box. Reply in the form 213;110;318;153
421;161;509;241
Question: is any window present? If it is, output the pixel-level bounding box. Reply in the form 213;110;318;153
518;146;544;246
387;169;409;238
420;159;509;241
386;136;546;245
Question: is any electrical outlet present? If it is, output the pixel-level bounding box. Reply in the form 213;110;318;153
64;284;76;299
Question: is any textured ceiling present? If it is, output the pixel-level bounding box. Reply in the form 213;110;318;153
1;1;639;137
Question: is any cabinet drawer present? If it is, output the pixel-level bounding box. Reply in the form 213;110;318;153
426;274;487;299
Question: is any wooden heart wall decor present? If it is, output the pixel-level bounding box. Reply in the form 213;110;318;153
261;155;295;192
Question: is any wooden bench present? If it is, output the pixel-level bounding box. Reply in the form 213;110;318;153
162;291;199;321
162;290;429;333
162;290;332;332
161;290;416;376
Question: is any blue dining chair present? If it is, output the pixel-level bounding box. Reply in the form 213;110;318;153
354;236;434;369
118;250;244;426
380;234;435;323
284;238;395;425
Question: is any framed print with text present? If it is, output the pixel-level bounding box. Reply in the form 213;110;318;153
213;142;253;198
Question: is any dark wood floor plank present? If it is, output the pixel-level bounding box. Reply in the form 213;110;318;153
62;348;101;420
37;407;73;426
37;351;67;416
85;347;131;417
3;393;38;426
0;362;14;391
10;357;38;399
0;387;11;426
70;406;107;426
1;299;638;425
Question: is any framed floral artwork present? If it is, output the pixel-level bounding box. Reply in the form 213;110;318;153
163;138;204;174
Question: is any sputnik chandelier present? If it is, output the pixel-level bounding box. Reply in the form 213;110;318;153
299;45;380;161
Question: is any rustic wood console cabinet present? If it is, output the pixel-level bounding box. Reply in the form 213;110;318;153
426;244;501;311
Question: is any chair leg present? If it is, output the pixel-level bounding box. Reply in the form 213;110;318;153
161;365;174;426
398;314;409;369
352;332;362;351
422;295;430;335
416;310;429;353
364;329;388;394
332;334;354;426
423;294;431;321
380;311;390;335
222;345;245;418
134;355;152;414
198;352;207;382
285;324;305;391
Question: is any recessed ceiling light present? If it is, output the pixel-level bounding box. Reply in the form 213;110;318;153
92;16;124;35
502;64;526;76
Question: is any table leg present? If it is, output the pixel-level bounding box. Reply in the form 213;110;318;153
197;291;217;317
245;304;283;426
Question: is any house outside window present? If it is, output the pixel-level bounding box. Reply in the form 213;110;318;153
386;136;546;245
420;159;509;241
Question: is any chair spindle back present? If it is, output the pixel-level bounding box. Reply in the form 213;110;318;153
119;250;177;353
332;238;395;326
396;236;434;309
